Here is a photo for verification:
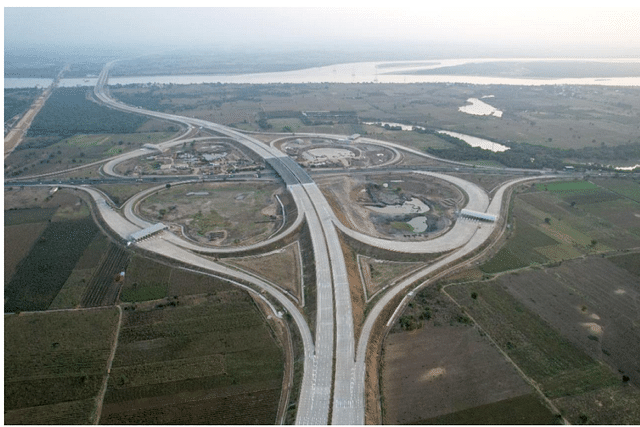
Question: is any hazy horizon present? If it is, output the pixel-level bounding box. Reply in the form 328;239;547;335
5;6;640;60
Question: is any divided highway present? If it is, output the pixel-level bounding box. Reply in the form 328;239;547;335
94;64;358;424
89;63;560;424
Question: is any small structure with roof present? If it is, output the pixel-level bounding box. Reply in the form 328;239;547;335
128;223;168;243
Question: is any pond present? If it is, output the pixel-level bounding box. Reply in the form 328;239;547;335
407;216;428;233
367;197;430;214
437;130;510;153
458;98;503;117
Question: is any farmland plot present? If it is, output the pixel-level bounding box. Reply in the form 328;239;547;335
119;255;172;302
381;285;555;424
100;292;284;424
49;233;110;310
445;279;640;424
447;282;619;398
495;257;640;387
4;217;100;312
4;221;48;283
4;307;120;424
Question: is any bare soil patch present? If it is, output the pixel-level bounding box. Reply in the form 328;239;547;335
138;182;283;247
341;236;366;344
223;241;303;303
381;287;534;424
359;256;424;300
317;173;459;240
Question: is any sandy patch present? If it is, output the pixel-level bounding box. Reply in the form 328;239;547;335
421;367;446;381
581;322;603;336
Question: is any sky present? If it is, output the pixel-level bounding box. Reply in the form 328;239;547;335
4;5;640;57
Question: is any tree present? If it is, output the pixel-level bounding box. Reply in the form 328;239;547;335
544;217;551;224
165;183;171;189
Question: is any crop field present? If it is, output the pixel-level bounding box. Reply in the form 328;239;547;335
421;394;558;425
553;385;640;425
138;182;283;247
608;252;640;277
5;128;178;178
100;292;284;424
445;280;635;423
4;307;120;424
535;180;600;192
592;178;640;203
224;242;303;303
492;257;640;386
119;255;172;302
482;179;640;274
526;181;640;248
166;267;239;297
49;233;111;309
4;216;100;312
4;221;48;283
481;201;557;273
380;285;554;424
4;207;56;225
81;243;130;307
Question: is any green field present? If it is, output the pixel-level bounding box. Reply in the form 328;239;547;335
592;178;640;203
419;393;558;425
4;217;100;312
536;180;599;192
481;208;556;273
4;307;120;424
101;292;284;424
49;234;112;309
482;179;640;274
119;256;172;302
4;207;56;225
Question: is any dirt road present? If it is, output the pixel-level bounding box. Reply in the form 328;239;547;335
4;66;67;159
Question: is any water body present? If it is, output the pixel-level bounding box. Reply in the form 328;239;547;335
459;98;503;117
7;58;635;88
437;130;510;152
614;164;640;171
407;216;428;233
363;121;418;131
368;197;430;214
4;78;54;88
58;78;98;87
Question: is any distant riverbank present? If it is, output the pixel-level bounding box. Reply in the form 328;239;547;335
6;58;640;88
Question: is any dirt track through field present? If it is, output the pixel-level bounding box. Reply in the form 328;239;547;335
93;305;123;425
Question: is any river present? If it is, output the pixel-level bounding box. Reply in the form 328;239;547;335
6;58;640;88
